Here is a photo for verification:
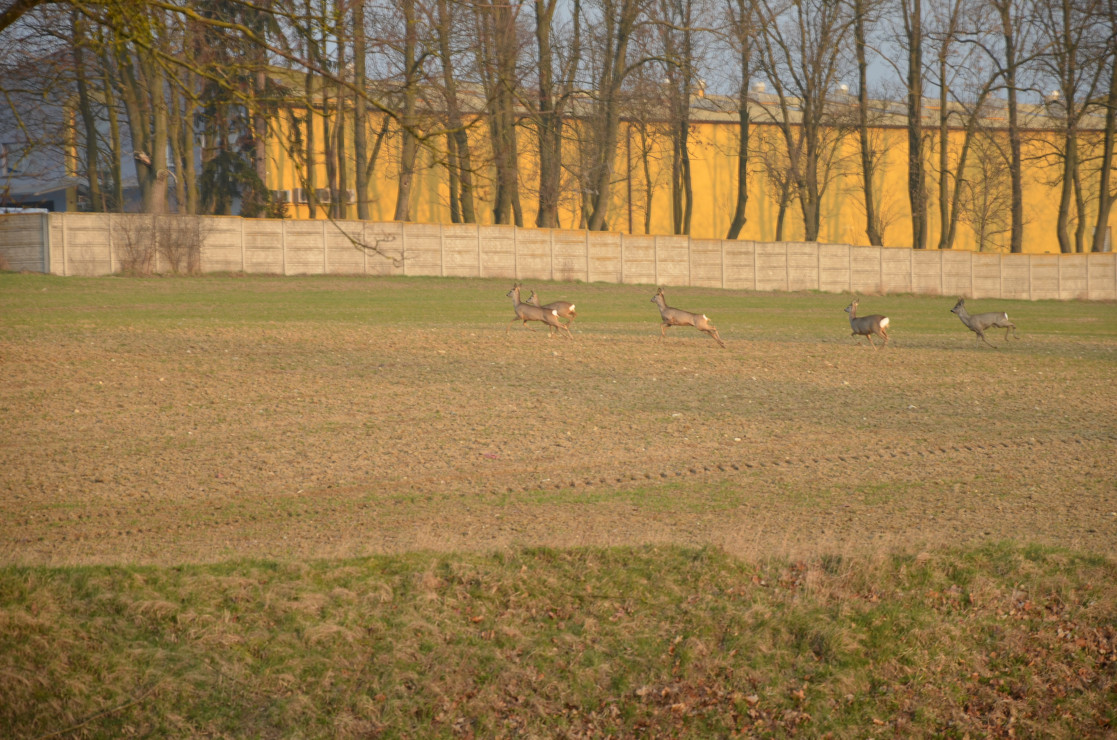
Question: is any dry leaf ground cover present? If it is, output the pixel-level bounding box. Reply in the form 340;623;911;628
0;273;1115;736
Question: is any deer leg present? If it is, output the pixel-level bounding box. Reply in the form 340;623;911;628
706;327;726;348
880;328;889;346
978;331;996;348
660;323;670;341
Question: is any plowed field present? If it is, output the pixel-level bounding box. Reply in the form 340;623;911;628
2;275;1114;565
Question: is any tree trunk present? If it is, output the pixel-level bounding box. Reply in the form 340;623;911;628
436;0;477;223
996;0;1024;253
904;0;927;249
854;0;881;245
1092;48;1117;252
353;0;370;219
726;81;750;239
394;0;419;222
72;10;103;212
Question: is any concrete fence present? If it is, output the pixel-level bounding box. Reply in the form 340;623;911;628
2;212;1115;301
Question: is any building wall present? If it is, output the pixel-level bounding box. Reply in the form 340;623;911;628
263;106;1116;255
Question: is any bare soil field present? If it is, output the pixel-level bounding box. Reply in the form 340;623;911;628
1;275;1115;566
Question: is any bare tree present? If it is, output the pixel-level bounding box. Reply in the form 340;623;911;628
583;0;655;231
851;0;885;244
657;0;709;235
754;0;855;241
428;0;478;223
1034;0;1106;253
393;0;423;222
1091;0;1117;252
898;0;929;248
927;0;999;250
531;0;583;228
985;0;1038;253
958;127;1013;250
722;0;756;239
474;0;526;226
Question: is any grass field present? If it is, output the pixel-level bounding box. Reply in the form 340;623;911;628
1;273;1115;737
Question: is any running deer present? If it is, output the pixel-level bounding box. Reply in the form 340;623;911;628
844;299;890;349
527;290;577;327
651;287;726;348
506;284;573;340
950;298;1018;348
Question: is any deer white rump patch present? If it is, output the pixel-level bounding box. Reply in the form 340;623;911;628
551;310;559;316
702;314;708;320
880;317;890;328
569;304;575;311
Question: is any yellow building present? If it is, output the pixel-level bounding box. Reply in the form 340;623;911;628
264;89;1114;255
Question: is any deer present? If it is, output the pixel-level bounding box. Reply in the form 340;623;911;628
506;284;573;340
950;298;1018;348
844;299;890;349
650;287;726;348
527;290;577;328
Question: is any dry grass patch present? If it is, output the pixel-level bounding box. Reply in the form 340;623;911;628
1;544;1115;737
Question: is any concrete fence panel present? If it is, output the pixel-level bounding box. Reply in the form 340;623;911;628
241;219;282;273
587;231;622;284
942;251;973;297
818;243;851;293
57;214;112;276
851;246;883;294
881;249;913;294
621;235;656;285
971;253;1002;299
479;225;515;279
911;251;943;295
282;220;327;275
755;242;788;292
1087;253;1117;300
787;242;818;291
655;235;690;286
362;222;405;276
402;223;442;277
690;239;724;288
325;220;367;275
512;228;550;280
723;240;756;290
442;223;481;278
3;213;1115;300
0;214;48;272
1058;255;1089;301
203;218;247;273
1030;255;1060;301
1002;256;1031;300
552;230;588;283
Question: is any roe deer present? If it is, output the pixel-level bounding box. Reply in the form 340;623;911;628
527;290;577;327
506;284;573;339
950;298;1017;348
844;299;890;349
651;287;726;348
